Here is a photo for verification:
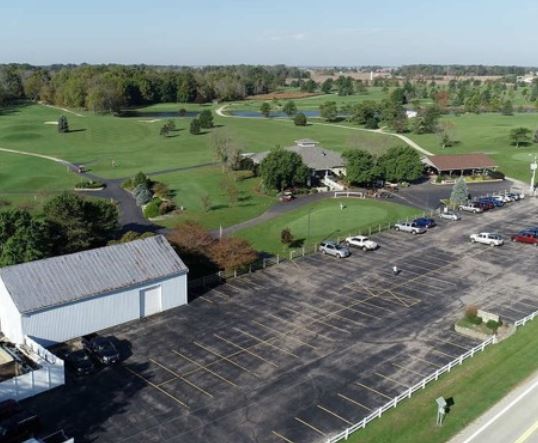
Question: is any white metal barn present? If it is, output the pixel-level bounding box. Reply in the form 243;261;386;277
0;235;188;346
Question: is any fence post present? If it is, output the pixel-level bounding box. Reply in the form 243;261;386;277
435;369;439;380
345;428;349;439
408;387;412;398
459;355;463;365
234;269;237;278
377;407;382;418
481;342;486;351
277;254;280;264
378;224;381;233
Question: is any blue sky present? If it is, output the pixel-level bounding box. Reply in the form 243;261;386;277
2;0;538;66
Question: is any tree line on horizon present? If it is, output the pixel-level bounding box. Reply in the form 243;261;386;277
0;64;308;111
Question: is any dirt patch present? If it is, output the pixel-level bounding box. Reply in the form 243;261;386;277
246;91;322;100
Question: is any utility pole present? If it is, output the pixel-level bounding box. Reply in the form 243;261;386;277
530;154;537;195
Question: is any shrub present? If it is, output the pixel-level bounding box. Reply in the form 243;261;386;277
178;108;187;117
198;110;214;129
143;198;162;218
159;200;176;215
471;316;483;325
75;180;105;189
281;228;294;245
133;172;150;188
486;319;502;332
152;182;172;199
134;185;153;206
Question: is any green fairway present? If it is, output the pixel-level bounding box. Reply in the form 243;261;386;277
0;102;395;220
149;166;274;230
345;318;538;443
234;198;421;255
407;113;538;181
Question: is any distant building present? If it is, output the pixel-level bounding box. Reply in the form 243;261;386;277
406;110;418;119
517;72;537;84
0;235;188;346
245;139;346;190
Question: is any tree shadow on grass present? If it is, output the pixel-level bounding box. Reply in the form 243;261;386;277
68;129;87;133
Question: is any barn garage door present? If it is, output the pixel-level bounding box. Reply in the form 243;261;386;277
140;286;162;317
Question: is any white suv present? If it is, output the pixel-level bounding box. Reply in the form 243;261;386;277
470;232;504;246
394;222;427;235
345;235;378;251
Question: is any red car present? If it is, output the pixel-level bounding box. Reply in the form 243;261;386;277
511;232;538;245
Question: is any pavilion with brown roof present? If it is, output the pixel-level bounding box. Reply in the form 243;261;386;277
423;153;497;176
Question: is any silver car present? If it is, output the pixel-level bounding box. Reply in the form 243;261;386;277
319;241;350;258
439;211;461;221
394;222;427;234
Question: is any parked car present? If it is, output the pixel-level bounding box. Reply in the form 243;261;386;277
82;336;120;366
413;217;436;228
478;197;502;208
492;194;512;203
521;227;538;236
394;222;427;234
278;190;294;202
439;211;461;221
511;232;538;246
345;235;378;251
0;410;41;443
65;349;97;376
319;241;350;258
470;232;504;246
459;203;483;214
474;199;496;210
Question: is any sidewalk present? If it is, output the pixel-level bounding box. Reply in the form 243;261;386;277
448;370;538;443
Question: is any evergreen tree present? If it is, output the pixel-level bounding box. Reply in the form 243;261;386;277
260;102;271;117
198;110;214;128
501;100;514;116
190;118;201;135
293;112;307;126
450;177;469;206
57;115;69;133
282;100;297;116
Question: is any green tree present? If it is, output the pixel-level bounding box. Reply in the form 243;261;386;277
321;78;333;94
190;118;201;135
300;79;317;93
501;100;514;116
319;101;338;121
413;105;441;134
57;115;69;133
282;100;297;116
450;176;469;206
43;192;118;255
377;146;424;182
293;112;307;126
133;172;150;188
260;102;271;117
381;99;407;132
510;127;532;148
198;109;214;128
342;150;378;185
0;209;51;266
260;147;309;191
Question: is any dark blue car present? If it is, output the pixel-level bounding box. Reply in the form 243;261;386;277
413;217;436;228
478;197;504;207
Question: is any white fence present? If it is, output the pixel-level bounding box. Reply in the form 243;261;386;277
0;336;65;402
334;191;365;198
327;310;538;443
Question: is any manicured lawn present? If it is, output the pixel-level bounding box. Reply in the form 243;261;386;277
407;113;538;181
234;198;421;255
149;166;274;230
345;318;538;443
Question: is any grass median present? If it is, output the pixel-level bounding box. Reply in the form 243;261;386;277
345;318;538;443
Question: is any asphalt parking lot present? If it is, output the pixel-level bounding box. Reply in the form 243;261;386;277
24;198;538;443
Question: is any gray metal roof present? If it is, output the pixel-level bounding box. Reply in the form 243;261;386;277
248;144;344;171
0;235;188;314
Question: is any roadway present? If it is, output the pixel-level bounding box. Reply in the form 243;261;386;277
449;371;538;443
